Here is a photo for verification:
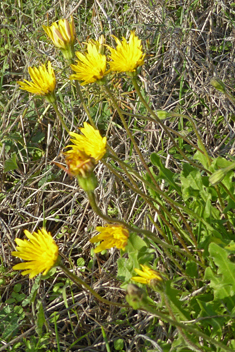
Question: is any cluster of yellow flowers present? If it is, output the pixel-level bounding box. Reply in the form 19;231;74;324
12;16;161;287
12;226;160;285
12;226;129;279
17;17;145;96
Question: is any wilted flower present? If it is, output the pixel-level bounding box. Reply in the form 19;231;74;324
11;228;59;279
108;31;145;74
131;265;162;285
68;122;107;162
17;61;56;102
70;39;107;85
90;224;129;253
43;16;76;59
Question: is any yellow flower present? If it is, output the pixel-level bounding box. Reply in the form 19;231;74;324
108;31;145;73
63;149;96;177
43;16;75;59
131;265;162;285
11;228;59;279
68;122;107;162
17;61;56;100
90;224;129;253
70;39;107;85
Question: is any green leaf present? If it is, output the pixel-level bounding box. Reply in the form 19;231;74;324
126;232;148;251
185;261;198;278
164;281;191;321
13;283;21;293
22;277;40;307
36;301;45;337
117;257;134;287
76;257;85;267
114;338;124;350
181;163;203;200
150;153;181;194
196;299;225;333
205;242;235;309
4;153;18;172
193;147;209;169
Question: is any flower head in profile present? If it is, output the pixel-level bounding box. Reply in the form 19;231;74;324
90;224;129;253
63;149;96;177
70;39;107;85
108;31;145;74
43;16;76;59
11;228;59;279
131;265;162;286
68;122;107;162
17;62;56;101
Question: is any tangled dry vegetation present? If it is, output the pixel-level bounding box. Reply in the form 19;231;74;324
1;0;235;351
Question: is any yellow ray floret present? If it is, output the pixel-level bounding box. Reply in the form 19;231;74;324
108;31;145;73
70;40;107;85
68;122;107;162
131;265;162;285
42;16;76;49
17;61;56;96
90;224;129;253
12;228;59;279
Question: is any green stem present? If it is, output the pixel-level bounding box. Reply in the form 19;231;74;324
109;152;199;250
74;80;96;128
69;58;96;127
59;262;127;308
103;84;160;189
114;154;221;239
51;101;70;133
131;77;209;171
169;112;211;167
87;191;204;265
104;159;198;260
138;299;234;351
122;110;206;156
163;292;204;352
103;85;199;251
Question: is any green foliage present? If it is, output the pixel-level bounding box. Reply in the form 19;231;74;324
117;232;155;287
2;0;235;351
114;338;124;351
4;153;18;172
0;303;25;340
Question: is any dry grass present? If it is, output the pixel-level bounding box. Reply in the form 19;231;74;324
1;0;235;351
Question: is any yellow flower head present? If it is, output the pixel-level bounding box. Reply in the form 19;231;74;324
90;224;129;253
63;149;96;177
70;39;107;85
17;61;56;99
68;122;107;162
43;16;76;56
11;228;59;279
108;31;146;73
131;265;162;285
